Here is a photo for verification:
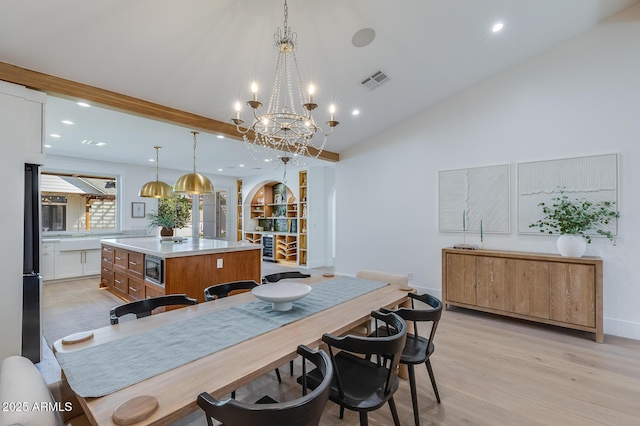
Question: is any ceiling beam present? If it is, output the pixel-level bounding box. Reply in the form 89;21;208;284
0;61;340;163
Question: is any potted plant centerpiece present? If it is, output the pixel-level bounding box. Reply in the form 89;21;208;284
146;195;191;237
529;188;619;257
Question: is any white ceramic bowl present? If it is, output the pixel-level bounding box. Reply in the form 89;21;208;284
251;282;312;311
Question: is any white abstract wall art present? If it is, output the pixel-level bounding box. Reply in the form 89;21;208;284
517;153;618;235
438;164;510;233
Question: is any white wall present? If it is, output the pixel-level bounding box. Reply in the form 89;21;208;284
0;81;44;361
335;5;640;340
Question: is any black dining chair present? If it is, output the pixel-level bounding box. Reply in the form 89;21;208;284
109;294;198;325
204;280;259;301
301;310;407;426
197;345;332;426
262;271;310;284
376;292;443;426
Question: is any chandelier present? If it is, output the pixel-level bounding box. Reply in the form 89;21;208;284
232;0;338;167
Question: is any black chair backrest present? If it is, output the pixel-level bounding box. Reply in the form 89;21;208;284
110;294;198;324
262;271;310;284
197;345;332;426
382;293;442;342
323;310;407;396
204;280;259;301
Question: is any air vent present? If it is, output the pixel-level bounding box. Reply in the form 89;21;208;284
360;70;390;90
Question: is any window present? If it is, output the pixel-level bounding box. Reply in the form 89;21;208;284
41;172;118;233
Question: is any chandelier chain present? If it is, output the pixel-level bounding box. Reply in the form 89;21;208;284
191;131;198;173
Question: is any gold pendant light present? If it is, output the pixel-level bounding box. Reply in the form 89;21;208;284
139;146;174;198
174;131;213;195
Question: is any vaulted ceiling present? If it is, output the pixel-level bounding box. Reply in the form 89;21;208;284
1;0;637;176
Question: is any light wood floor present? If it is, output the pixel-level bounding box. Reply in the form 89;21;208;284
39;263;640;426
218;305;639;426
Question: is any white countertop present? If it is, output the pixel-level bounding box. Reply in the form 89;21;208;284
100;237;261;258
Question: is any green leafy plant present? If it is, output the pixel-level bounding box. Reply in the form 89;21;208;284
146;195;191;231
529;188;619;243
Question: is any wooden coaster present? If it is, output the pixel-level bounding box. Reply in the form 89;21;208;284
61;331;94;345
322;273;335;277
112;395;159;425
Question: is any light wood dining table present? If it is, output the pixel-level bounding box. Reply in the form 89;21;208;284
54;278;411;426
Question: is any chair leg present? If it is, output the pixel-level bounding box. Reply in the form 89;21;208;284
339;406;345;419
359;411;369;426
231;390;236;399
388;397;401;426
275;367;282;383
408;364;420;426
290;359;294;375
425;359;441;403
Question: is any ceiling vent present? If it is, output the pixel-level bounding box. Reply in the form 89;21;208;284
360;70;390;90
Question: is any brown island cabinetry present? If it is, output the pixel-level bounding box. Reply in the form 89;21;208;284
442;248;603;342
100;238;261;304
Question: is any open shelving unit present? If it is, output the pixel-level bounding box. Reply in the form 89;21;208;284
236;179;243;241
244;181;299;265
298;170;308;266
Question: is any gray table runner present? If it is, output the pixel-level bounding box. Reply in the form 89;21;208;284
56;276;387;397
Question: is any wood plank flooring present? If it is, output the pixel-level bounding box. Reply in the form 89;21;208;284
38;263;640;425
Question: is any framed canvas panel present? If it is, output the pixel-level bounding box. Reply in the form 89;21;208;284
517;153;618;236
439;164;510;233
132;202;146;218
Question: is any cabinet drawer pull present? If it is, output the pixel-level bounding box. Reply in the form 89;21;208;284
102;268;109;273
115;279;123;284
103;247;112;252
129;261;137;266
129;287;138;292
115;256;122;260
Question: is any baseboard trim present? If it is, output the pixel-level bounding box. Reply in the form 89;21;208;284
411;285;441;300
603;317;640;341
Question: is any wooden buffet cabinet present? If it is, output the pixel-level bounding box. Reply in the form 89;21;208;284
100;239;262;304
442;248;603;342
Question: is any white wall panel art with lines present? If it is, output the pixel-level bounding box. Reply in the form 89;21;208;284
438;164;510;233
517;153;618;235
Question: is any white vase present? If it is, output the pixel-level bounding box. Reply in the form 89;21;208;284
556;234;586;257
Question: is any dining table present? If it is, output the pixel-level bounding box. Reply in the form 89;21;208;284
53;276;412;426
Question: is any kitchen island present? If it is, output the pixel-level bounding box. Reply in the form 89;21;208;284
100;237;261;303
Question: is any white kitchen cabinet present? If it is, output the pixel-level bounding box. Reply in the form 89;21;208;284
55;249;101;279
83;249;102;275
40;241;56;280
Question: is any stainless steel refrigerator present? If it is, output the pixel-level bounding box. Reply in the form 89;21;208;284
23;163;42;363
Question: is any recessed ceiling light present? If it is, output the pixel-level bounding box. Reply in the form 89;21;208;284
239;164;245;168
218;168;223;172
44;144;52;148
148;159;155;162
352;110;360;116
81;140;106;146
61;120;74;125
50;133;61;138
492;22;504;33
217;135;224;139
76;102;91;107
